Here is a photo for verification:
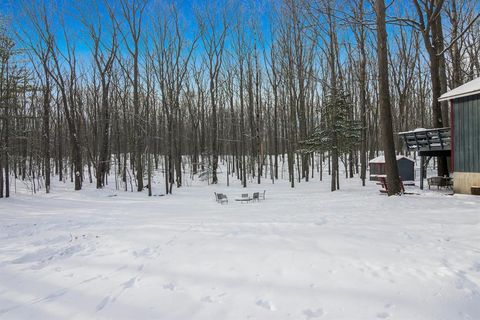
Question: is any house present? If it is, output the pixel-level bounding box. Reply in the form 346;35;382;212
369;155;415;182
439;77;480;194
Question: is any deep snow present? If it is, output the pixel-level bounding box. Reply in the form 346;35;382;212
1;172;480;320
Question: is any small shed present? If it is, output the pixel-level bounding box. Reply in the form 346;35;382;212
439;77;480;194
369;155;415;181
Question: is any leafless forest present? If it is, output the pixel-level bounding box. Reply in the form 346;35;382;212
0;0;479;197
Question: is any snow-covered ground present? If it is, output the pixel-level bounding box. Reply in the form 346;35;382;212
1;171;480;320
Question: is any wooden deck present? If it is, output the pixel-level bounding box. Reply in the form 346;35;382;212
398;127;451;155
398;128;452;190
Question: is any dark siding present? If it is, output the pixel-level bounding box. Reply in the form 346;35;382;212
454;94;480;172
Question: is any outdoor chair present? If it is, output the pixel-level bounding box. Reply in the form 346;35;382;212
215;192;228;204
219;194;228;204
261;190;266;200
253;192;259;202
427;176;452;189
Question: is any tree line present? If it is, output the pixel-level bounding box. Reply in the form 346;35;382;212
0;0;479;198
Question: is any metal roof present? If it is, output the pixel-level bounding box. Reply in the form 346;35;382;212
439;77;480;101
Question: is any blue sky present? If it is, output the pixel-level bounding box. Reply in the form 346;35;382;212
3;0;272;52
3;0;479;71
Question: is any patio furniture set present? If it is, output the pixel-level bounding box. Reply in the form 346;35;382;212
214;191;266;204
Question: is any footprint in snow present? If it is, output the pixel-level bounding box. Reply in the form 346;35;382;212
80;275;102;284
116;265;127;272
377;312;390;319
163;283;176;291
256;299;276;311
122;277;138;289
96;296;110;311
303;308;324;318
201;296;214;303
40;290;68;302
133;248;155;258
0;305;20;316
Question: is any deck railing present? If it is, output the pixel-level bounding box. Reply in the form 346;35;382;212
398;127;451;152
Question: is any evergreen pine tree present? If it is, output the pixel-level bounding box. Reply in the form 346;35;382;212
299;90;361;189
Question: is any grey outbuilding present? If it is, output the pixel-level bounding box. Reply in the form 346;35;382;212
369;155;415;182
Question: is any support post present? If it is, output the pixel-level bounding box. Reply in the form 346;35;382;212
420;155;424;190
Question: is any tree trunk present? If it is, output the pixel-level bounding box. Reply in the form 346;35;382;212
376;0;402;195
